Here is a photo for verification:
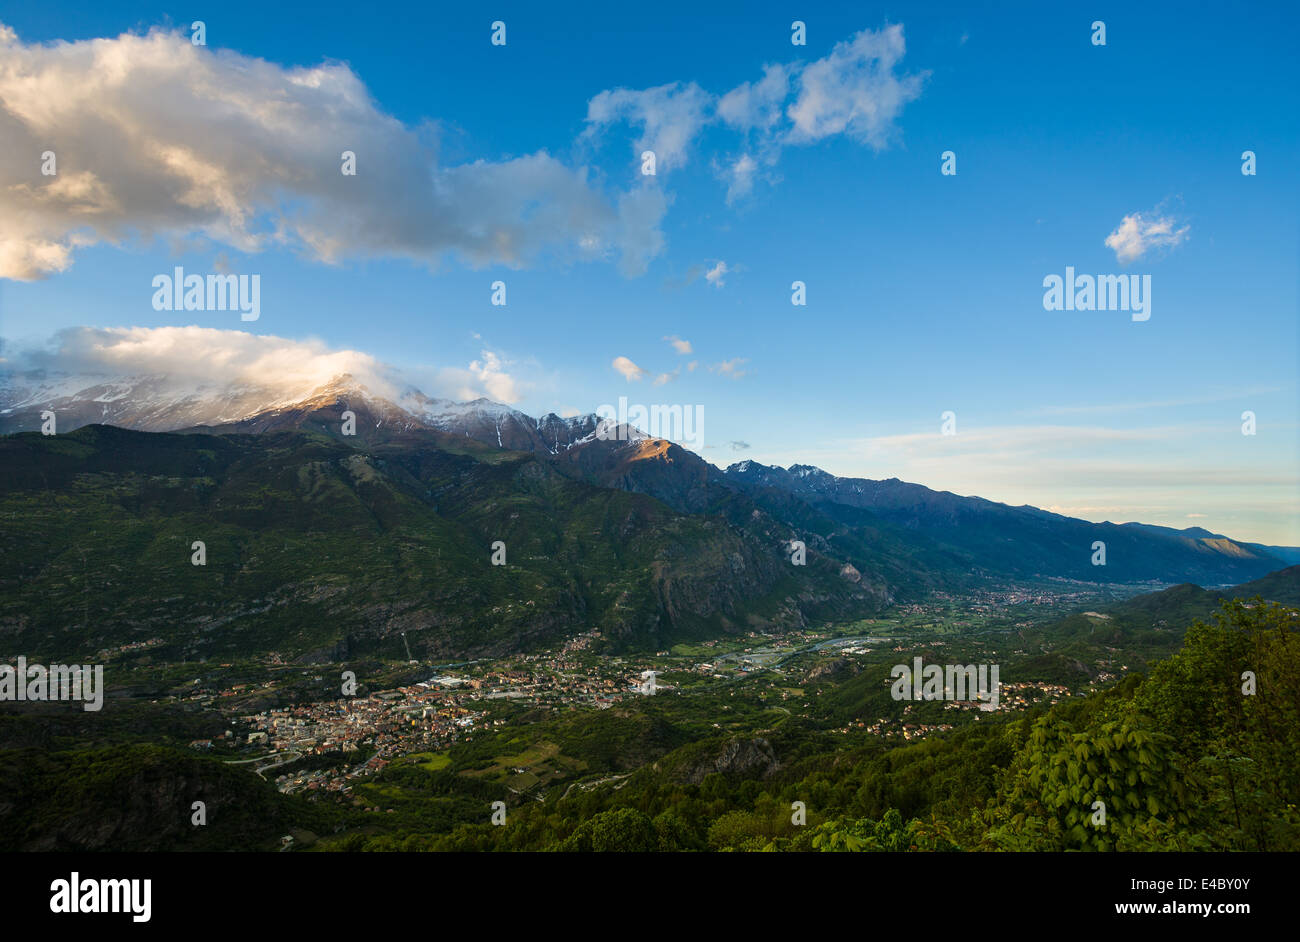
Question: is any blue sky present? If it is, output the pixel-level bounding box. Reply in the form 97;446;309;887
0;1;1296;544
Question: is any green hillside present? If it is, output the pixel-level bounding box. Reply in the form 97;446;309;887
317;598;1299;852
0;425;894;662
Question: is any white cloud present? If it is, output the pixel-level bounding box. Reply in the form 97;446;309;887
612;355;646;381
717;63;791;133
652;368;679;386
705;261;729;287
1104;210;1190;264
785;24;927;148
585;25;924;201
6;325;528;404
0;23;663;280
460;350;521;403
15;325;395;397
0;21;924;281
663;335;693;354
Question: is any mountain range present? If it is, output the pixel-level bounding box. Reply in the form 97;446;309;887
0;369;1293;661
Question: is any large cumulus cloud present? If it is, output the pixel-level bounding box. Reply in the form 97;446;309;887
0;23;662;279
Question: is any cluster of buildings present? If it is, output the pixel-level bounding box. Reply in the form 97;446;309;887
239;687;488;793
833;679;1079;742
224;639;675;794
94;637;164;659
190;615;1114;795
840;716;957;740
983;681;1072;711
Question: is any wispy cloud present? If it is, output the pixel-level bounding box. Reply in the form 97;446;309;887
709;357;748;379
834;424;1200;462
717;63;791;134
663;335;693;355
717;153;760;204
1025;386;1283;417
585;24;925;201
585;82;713;173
